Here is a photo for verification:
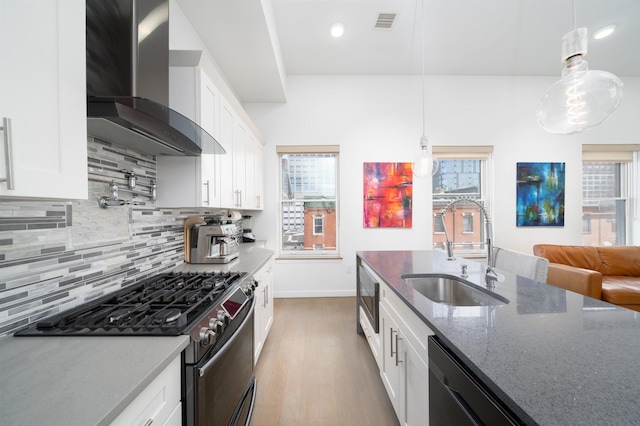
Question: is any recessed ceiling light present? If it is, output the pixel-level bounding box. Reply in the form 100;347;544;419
330;22;345;38
593;24;616;40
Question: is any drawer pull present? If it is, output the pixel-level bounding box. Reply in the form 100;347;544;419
0;117;15;190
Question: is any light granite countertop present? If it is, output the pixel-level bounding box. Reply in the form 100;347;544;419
358;250;640;426
0;335;190;426
0;242;274;426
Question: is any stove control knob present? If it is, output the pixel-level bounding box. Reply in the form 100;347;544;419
199;327;216;346
242;283;253;296
217;310;231;325
209;319;225;334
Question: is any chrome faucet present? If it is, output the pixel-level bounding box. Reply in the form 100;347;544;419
440;197;501;287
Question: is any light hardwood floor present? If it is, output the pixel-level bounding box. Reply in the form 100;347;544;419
250;297;399;426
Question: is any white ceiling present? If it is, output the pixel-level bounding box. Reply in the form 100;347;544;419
177;0;640;103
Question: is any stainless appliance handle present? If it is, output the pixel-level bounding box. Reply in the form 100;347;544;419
1;117;15;190
198;297;255;377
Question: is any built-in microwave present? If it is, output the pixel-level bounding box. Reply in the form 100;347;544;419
358;263;379;333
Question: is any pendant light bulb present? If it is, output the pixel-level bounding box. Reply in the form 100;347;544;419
537;28;624;135
413;136;438;178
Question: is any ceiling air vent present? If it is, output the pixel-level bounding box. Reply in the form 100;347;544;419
374;12;397;30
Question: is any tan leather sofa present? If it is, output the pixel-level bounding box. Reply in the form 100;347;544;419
533;244;640;312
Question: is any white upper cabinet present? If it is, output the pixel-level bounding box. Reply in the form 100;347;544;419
233;120;247;208
219;96;236;208
0;0;88;199
158;66;223;208
254;141;264;210
158;65;265;210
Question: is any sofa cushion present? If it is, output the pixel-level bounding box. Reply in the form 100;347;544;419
597;246;640;276
602;277;640;305
533;244;604;273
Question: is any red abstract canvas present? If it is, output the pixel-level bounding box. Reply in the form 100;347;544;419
363;162;413;228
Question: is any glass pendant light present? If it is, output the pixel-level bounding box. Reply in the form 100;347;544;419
413;135;437;177
413;0;438;177
537;3;623;135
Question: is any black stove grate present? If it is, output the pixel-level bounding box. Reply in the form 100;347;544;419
17;271;247;336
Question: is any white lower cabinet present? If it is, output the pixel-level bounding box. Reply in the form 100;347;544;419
110;356;181;426
379;281;433;426
253;255;275;363
359;306;382;370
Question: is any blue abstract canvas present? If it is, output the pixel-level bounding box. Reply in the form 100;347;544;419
516;162;565;227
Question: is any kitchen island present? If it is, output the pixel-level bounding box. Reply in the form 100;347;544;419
0;242;273;426
358;250;640;425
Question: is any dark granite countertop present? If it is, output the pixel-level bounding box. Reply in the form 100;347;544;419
358;250;640;426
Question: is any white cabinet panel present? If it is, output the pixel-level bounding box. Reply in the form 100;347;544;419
219;96;236;208
377;275;434;426
254;255;275;363
359;306;382;370
0;0;87;199
158;67;221;207
110;356;181;426
254;141;264;210
380;302;403;420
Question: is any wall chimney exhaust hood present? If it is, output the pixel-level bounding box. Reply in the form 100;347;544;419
86;0;224;156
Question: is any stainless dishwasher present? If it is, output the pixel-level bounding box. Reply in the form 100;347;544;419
428;336;522;425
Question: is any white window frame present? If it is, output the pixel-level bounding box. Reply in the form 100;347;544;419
277;145;340;259
582;144;640;246
432;146;493;258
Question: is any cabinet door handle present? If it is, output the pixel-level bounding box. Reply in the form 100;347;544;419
0;117;15;190
395;334;403;366
203;180;210;205
256;195;261;208
390;328;396;358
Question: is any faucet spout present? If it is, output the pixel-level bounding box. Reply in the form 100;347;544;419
440;198;495;282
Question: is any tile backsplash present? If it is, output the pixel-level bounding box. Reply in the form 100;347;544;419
0;138;227;335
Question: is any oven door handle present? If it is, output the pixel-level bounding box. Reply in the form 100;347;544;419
198;297;255;377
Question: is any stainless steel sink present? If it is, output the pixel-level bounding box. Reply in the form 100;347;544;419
401;274;509;307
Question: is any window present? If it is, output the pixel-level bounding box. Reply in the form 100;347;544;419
313;215;324;235
582;145;640;246
462;213;474;233
433;213;445;233
432;146;493;257
278;145;339;258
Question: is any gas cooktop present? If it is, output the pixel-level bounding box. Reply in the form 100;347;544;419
15;271;247;336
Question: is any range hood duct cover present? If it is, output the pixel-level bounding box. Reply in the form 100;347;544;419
86;0;224;156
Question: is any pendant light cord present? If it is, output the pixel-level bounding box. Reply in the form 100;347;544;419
421;0;426;137
571;0;576;30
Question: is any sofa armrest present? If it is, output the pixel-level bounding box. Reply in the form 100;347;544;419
546;263;603;299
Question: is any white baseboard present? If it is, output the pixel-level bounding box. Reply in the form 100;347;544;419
274;289;356;298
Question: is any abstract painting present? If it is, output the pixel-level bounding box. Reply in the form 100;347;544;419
516;162;565;227
363;162;413;228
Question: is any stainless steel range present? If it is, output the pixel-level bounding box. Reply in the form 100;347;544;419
16;271;259;426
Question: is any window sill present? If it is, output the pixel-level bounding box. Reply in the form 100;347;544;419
276;255;343;262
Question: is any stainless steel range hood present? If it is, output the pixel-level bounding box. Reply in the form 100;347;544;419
86;0;224;156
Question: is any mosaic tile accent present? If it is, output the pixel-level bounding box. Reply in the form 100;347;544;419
0;138;231;335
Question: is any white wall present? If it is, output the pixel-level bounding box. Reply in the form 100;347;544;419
244;75;640;297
